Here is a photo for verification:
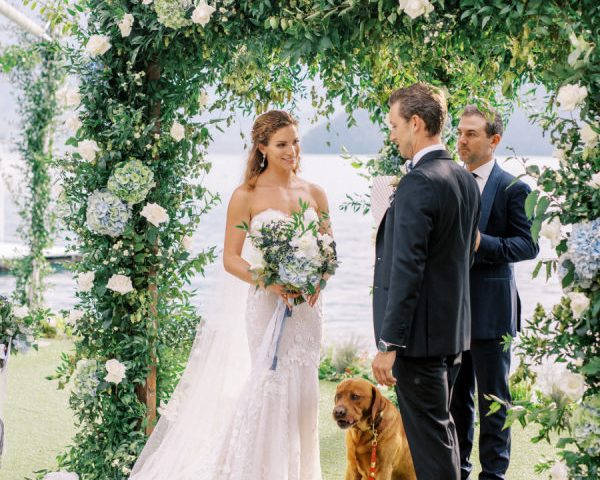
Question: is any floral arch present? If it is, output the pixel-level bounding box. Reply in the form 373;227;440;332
28;0;599;477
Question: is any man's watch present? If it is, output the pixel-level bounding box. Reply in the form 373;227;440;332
377;339;399;353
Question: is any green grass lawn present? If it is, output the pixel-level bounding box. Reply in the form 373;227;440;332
1;340;556;479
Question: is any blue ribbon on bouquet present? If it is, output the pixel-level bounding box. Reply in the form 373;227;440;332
270;305;293;371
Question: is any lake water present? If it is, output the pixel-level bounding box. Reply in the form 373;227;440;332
0;154;562;350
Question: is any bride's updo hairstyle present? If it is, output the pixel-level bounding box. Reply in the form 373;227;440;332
244;110;299;188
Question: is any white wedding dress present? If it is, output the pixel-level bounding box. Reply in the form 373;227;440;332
130;208;323;480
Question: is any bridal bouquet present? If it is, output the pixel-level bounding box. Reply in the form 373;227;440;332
240;201;338;304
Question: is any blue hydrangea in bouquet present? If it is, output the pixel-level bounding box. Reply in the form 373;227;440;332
240;200;338;305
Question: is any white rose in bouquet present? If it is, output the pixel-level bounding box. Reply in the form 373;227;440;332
245;243;266;271
587;171;600;189
556;84;588;111
141;203;169;227
105;358;127;384
399;0;434;19
170;121;185;141
540;217;562;247
85;35;112;57
43;472;79;480
567;292;590;318
67;309;84;325
303;208;319;225
191;0;216;26
77;271;95;292
77;140;100;162
291;233;320;260
580;123;599;148
118;13;134;38
318;232;334;247
13;305;29;319
107;274;134;295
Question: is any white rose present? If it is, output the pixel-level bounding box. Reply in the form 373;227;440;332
142;0;153;4
57;86;81;108
77;271;95;292
587;171;600;188
399;0;434;19
549;460;569;480
182;235;194;252
13;305;29;319
556;84;588;111
303;208;319;225
67;309;84;325
198;90;209;108
43;472;79;480
66;114;82;132
539;217;561;247
141;202;169;227
118;13;134;38
107;274;134;295
318;232;334;247
580;122;599;148
245;243;265;271
567;292;590;318
559;370;585;402
170;121;185;141
291;233;320;260
77;140;100;162
105;358;127;384
191;0;216;26
85;35;112;57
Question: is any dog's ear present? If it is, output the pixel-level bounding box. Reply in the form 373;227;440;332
370;385;386;424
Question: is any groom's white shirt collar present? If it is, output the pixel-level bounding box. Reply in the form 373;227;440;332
411;143;445;167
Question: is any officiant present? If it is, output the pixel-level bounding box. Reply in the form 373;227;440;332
450;105;539;480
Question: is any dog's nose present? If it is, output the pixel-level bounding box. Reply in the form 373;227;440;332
333;406;346;419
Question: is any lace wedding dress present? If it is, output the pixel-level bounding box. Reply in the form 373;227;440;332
130;209;323;480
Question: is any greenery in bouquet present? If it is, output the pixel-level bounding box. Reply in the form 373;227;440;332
239;201;338;303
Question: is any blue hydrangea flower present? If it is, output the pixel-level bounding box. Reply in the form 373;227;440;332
86;190;131;237
567;218;600;287
572;394;600;456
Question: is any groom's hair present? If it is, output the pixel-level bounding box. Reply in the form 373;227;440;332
461;105;504;137
389;83;447;136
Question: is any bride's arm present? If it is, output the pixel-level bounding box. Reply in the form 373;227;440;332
223;187;255;284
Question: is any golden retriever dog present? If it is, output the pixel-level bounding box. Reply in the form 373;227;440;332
333;378;416;480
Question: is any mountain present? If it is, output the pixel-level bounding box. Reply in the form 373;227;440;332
301;105;553;156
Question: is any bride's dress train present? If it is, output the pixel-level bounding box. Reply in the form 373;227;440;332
130;209;323;480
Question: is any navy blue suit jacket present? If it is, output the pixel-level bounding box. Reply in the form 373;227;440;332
471;162;539;340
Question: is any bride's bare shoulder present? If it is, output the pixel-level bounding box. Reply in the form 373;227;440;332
305;180;328;207
227;185;254;212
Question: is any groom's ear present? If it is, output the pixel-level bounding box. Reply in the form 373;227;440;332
370;385;385;425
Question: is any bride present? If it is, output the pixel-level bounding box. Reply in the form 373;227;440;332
129;110;332;480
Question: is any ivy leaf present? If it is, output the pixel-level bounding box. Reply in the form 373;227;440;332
524;190;539;219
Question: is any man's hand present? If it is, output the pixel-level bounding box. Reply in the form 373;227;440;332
475;230;481;252
372;351;398;387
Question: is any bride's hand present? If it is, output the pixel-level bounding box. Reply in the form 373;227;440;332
307;285;321;307
265;284;299;308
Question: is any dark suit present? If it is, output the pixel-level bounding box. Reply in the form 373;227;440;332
373;149;481;479
450;162;539;480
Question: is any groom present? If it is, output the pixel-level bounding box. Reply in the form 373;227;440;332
372;83;480;479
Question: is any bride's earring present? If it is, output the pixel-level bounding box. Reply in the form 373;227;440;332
260;153;266;169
